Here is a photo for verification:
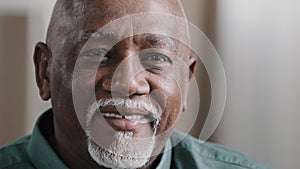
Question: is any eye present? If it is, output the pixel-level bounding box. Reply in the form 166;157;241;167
140;53;172;64
79;48;112;66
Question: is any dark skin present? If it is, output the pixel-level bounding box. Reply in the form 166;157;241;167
34;0;196;168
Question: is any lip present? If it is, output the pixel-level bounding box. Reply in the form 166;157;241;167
100;106;149;116
103;116;150;131
99;106;154;131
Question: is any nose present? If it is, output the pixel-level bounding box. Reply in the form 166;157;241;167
102;51;150;97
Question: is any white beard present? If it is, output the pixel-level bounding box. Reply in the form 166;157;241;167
85;98;160;169
87;131;155;169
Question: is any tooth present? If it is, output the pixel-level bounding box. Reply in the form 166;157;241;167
102;113;122;118
116;114;122;118
124;115;143;120
105;114;144;120
136;115;143;120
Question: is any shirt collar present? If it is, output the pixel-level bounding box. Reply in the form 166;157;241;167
156;138;172;169
26;109;172;169
27;109;69;169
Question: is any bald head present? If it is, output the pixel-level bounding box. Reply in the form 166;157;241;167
46;0;187;50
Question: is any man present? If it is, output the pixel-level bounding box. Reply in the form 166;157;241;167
0;0;272;169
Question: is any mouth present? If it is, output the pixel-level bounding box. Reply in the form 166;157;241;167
99;107;157;131
102;113;144;120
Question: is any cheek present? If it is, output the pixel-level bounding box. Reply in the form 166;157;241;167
52;57;100;126
72;68;104;122
50;60;88;136
50;60;73;109
149;74;183;133
158;99;182;133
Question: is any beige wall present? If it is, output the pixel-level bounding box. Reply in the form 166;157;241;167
0;15;27;145
0;0;53;144
208;0;300;169
1;0;299;169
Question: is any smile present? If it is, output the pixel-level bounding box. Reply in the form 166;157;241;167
99;113;151;131
101;113;144;120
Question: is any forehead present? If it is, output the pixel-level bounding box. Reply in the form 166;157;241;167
77;7;188;37
75;11;190;49
48;0;190;57
69;0;188;39
78;0;184;20
79;30;175;46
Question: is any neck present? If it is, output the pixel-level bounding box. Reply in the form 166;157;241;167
50;119;106;169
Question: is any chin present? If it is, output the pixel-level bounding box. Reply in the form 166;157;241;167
87;132;155;169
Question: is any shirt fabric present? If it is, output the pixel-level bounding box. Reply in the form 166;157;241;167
0;109;272;169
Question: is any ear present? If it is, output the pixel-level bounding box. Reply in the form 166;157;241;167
188;51;197;80
33;42;51;100
182;51;197;112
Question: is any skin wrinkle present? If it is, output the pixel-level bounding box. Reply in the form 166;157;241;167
34;0;196;169
79;30;120;43
79;31;179;51
79;30;182;63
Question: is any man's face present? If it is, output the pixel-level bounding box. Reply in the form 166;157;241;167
46;0;195;168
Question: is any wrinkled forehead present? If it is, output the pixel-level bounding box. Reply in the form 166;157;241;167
77;13;190;47
47;0;190;56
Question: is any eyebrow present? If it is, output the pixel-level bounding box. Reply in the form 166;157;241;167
138;34;178;54
78;30;120;43
143;34;175;47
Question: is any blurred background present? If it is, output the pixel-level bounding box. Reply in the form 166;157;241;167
0;0;299;168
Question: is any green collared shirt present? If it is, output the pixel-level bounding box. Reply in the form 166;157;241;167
0;110;272;169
